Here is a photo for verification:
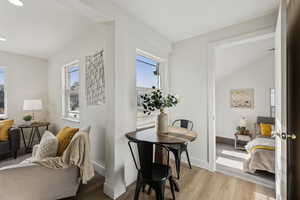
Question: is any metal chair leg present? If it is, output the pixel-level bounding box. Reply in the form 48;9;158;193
134;176;142;200
185;150;192;169
169;177;176;200
147;185;152;194
174;151;181;179
154;183;165;200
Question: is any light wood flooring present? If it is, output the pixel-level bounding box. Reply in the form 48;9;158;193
0;149;275;199
72;162;275;200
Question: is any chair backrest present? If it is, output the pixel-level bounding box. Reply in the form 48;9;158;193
128;140;169;179
172;119;194;131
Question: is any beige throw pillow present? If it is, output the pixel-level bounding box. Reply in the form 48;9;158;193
35;131;58;160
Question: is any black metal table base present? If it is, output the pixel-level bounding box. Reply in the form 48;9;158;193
20;126;47;153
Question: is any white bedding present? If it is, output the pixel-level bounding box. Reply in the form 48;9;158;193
243;137;275;174
245;137;275;152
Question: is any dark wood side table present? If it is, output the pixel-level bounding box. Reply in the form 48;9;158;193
234;132;253;150
18;122;50;152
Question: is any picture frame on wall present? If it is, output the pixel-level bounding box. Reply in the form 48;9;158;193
230;88;254;109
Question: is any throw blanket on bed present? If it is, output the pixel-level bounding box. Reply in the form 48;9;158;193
245;137;275;153
243;137;275;173
33;131;94;184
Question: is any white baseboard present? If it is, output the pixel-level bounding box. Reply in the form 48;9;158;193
93;161;105;176
180;156;209;170
125;173;137;187
103;182;115;199
104;182;126;200
94;161;126;199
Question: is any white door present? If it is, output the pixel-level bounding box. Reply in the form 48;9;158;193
275;0;287;199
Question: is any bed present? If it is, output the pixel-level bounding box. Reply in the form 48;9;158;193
243;137;275;174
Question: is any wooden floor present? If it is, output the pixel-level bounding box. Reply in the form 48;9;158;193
72;163;275;200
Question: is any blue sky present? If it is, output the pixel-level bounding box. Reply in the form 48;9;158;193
69;66;79;86
0;68;5;85
67;56;159;88
136;55;159;88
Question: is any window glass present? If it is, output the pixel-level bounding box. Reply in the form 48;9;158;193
136;55;159;88
136;54;160;126
0;68;5;115
63;62;80;121
68;66;80;112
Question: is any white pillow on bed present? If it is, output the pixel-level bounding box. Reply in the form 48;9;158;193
34;131;58;160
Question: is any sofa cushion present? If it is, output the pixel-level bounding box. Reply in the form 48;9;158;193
56;127;79;156
0;120;14;141
0;141;10;155
34;131;58;160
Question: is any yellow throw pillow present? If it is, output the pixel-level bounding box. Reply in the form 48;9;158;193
260;123;272;137
56;126;79;156
0;120;14;141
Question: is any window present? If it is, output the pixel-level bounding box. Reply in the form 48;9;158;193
0;68;6;118
136;54;160;126
270;88;275;117
62;61;80;121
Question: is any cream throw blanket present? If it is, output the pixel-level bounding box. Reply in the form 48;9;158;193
33;131;94;184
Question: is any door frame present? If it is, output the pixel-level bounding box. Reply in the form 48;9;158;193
207;28;276;172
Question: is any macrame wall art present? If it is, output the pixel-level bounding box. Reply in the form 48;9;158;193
85;50;105;105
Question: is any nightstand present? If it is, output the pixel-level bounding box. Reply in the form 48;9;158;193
234;132;253;150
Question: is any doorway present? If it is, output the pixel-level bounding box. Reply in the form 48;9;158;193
208;30;276;188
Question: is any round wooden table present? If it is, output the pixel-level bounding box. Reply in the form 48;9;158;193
125;126;198;192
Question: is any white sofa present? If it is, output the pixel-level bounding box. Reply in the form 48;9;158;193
0;163;80;200
0;145;80;200
0;126;92;200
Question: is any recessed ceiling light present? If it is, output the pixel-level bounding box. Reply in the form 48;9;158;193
0;37;7;42
8;0;24;7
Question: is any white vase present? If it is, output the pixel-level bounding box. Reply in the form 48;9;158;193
24;121;31;126
157;110;168;133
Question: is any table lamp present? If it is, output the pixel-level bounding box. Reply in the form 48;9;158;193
239;116;247;127
23;99;43;121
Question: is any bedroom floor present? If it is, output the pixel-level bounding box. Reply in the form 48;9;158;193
216;143;275;188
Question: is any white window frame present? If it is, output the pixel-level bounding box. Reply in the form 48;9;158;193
136;49;166;128
62;60;80;123
0;67;7;119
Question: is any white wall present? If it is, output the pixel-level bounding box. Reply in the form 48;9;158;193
0;51;48;123
169;13;277;168
216;55;274;139
79;1;172;198
47;22;114;174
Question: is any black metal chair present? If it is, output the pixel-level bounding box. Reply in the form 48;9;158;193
128;141;176;200
166;119;193;179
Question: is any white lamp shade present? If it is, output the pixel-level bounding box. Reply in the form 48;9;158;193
23;99;43;111
239;117;247;127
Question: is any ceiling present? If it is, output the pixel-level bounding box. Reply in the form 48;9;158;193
0;0;99;59
215;36;274;80
110;0;278;42
0;0;278;59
